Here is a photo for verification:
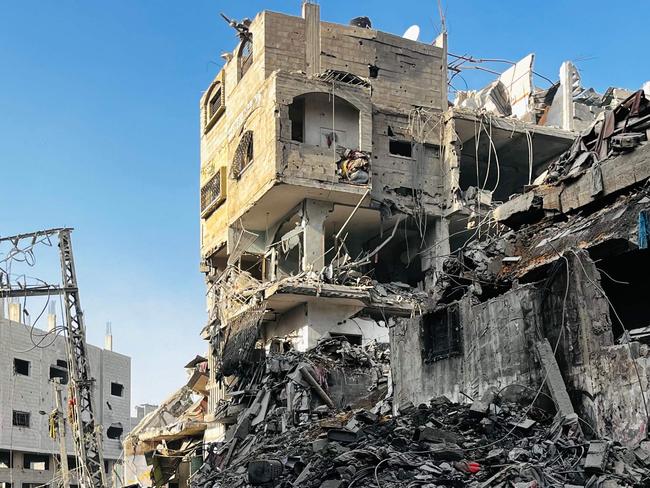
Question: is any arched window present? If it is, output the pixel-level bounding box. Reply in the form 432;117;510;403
287;93;360;149
232;130;254;178
204;75;225;132
207;83;222;120
238;36;253;80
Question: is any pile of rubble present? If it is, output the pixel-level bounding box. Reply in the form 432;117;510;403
543;89;650;184
451;53;644;133
433;232;517;302
191;338;650;488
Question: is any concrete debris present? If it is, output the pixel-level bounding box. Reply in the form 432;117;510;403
453;55;638;131
123;384;207;487
191;389;650;488
455;80;512;116
213;337;390;430
191;8;650;488
543;89;650;183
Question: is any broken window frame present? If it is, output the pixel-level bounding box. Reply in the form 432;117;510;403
232;130;254;179
238;36;253;80
22;454;49;471
422;305;462;363
13;358;29;376
106;422;124;440
287;92;361;149
288;96;305;143
49;364;68;384
389;139;414;158
200;167;227;219
12;410;30;428
0;450;11;469
110;382;124;397
317;69;370;88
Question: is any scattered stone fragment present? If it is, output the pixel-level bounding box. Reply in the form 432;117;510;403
470;387;498;416
189;338;650;488
585;441;610;474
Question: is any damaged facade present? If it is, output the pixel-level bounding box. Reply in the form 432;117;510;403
187;3;650;487
0;304;131;488
393;76;650;449
198;4;446;444
123;357;209;488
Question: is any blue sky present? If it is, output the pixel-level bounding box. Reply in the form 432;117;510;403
0;0;647;409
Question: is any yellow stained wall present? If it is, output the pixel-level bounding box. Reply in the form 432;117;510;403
200;12;278;259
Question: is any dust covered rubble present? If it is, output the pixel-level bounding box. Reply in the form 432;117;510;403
191;338;650;488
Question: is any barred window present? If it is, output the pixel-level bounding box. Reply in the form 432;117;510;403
422;304;461;362
208;86;222;119
201;168;225;218
204;77;225;132
12;410;30;428
232;131;254;178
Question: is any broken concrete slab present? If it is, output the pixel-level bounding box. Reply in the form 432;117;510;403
415;426;465;445
585;441;610;474
534;339;577;423
470;387;498;416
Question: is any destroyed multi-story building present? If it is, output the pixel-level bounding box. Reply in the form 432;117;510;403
197;2;650;454
122;356;208;488
199;3;449;443
0;302;131;488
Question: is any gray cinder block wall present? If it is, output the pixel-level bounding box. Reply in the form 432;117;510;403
0;315;131;487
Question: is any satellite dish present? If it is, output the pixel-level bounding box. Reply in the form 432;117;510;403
403;25;420;41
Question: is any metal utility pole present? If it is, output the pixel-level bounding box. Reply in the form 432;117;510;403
52;379;71;488
0;228;106;488
58;229;106;488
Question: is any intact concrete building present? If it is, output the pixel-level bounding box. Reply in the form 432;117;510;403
198;3;650;448
0;303;131;488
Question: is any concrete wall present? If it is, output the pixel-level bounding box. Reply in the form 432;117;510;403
539;252;649;446
275;71;372;188
263;304;309;351
263;301;388;352
200;9;447;261
200;74;279;259
0;318;131;462
306;302;388;348
0;450;120;488
391;285;543;407
262;11;445;112
303;92;359;148
199;11;276;258
391;249;650;446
